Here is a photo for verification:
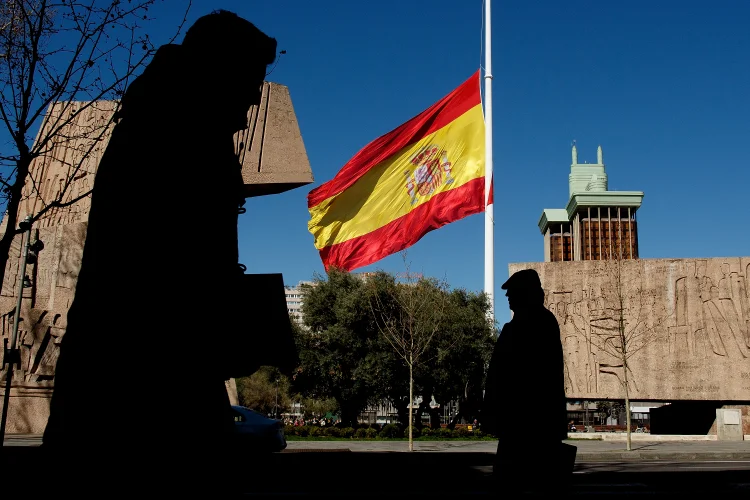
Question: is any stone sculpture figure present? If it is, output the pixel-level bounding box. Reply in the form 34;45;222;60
41;10;277;498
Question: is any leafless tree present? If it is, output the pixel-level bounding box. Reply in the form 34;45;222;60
0;0;190;288
589;256;670;450
369;252;449;451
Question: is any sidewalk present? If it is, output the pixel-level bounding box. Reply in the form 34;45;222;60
563;438;750;461
4;435;750;498
6;433;750;461
283;436;750;460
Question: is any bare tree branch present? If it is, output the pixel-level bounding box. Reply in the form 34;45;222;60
586;256;675;450
0;0;191;308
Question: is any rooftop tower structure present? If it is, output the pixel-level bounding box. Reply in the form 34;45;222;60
538;145;644;262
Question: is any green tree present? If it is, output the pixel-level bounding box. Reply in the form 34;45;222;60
236;366;291;418
291;266;497;436
419;288;496;429
368;258;496;441
296;396;338;420
291;268;386;427
287;313;339;421
360;270;409;424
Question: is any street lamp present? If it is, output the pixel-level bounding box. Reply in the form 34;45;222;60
273;378;279;419
1;216;34;443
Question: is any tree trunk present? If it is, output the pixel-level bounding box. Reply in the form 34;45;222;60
428;405;441;429
617;260;632;452
408;355;413;452
414;399;441;429
623;357;632;451
393;399;409;427
337;398;361;429
414;400;430;429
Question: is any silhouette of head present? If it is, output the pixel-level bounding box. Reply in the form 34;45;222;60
183;9;277;59
501;269;544;313
182;10;278;126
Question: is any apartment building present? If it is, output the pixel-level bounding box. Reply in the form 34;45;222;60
285;280;313;324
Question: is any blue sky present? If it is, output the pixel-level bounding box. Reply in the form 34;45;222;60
145;0;749;326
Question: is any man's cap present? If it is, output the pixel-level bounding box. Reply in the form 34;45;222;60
501;269;542;290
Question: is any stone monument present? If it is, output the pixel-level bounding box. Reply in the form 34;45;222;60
0;82;312;433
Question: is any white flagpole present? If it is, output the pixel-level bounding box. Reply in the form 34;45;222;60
484;0;495;327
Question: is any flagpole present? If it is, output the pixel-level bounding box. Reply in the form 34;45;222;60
483;0;495;327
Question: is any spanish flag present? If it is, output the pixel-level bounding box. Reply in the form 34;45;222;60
307;71;486;272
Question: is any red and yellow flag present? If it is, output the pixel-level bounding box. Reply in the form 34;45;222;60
307;70;486;272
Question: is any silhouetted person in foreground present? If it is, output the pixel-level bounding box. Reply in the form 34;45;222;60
481;269;572;496
42;10;277;498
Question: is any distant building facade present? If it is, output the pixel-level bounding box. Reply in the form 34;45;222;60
285;280;313;324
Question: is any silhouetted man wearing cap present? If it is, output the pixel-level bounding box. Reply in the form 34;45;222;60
481;269;571;495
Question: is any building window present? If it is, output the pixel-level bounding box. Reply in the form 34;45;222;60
550;223;573;262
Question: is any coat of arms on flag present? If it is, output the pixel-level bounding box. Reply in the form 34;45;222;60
307;71;486;272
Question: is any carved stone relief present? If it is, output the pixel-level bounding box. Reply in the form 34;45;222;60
0;223;82;389
509;258;750;401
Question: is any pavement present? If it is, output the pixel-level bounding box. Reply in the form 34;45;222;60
5;432;750;460
281;435;750;460
259;437;750;498
3;434;750;498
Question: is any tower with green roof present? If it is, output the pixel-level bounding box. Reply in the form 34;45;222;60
538;144;644;262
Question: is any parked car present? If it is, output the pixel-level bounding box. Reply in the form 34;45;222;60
231;405;287;453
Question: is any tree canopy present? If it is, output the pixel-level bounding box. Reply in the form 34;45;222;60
291;269;388;426
289;267;496;428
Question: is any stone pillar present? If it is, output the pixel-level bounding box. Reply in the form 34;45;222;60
225;379;239;406
716;408;744;441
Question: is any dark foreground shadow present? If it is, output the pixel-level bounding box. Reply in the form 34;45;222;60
4;446;750;499
38;10;282;499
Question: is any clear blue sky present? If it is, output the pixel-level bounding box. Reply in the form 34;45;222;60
147;0;749;327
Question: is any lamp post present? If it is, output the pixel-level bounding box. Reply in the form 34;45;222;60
1;215;33;444
274;378;279;419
